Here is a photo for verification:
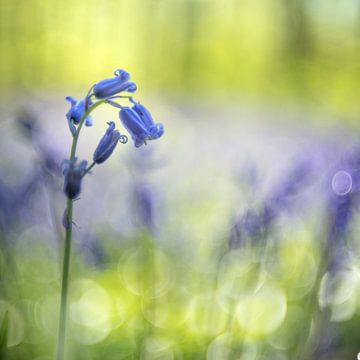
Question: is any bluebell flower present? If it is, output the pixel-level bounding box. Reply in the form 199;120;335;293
229;209;263;250
119;103;164;147
93;121;124;164
93;69;137;99
132;103;164;138
62;158;87;199
66;96;93;135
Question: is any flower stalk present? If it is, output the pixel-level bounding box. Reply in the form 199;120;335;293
57;100;105;360
56;69;164;360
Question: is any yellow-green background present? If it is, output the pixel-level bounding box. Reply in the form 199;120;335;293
1;0;360;122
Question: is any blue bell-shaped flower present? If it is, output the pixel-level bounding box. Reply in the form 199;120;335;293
119;102;164;147
93;69;137;99
93;121;123;164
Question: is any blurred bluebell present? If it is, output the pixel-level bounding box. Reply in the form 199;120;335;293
262;160;313;228
312;165;357;357
93;121;126;164
326;170;355;273
0;169;42;237
16;109;39;141
229;219;244;250
119;103;164;147
93;69;137;99
327;147;360;237
229;209;263;249
238;160;258;193
242;209;264;238
0;177;16;236
62;159;87;199
134;183;156;233
17;110;62;176
66;96;93;135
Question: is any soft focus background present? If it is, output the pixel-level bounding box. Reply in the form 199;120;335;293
1;1;360;359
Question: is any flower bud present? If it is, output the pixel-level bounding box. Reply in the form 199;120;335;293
93;121;122;164
65;97;93;135
62;159;87;199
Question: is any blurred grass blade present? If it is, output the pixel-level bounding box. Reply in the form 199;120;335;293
0;310;9;354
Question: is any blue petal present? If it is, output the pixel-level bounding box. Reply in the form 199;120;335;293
132;103;154;128
114;69;130;81
149;123;164;139
85;116;93;127
65;96;77;106
119;108;149;137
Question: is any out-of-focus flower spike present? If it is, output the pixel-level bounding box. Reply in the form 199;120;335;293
134;183;156;234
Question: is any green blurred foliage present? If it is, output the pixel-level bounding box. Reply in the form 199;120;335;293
1;0;360;121
1;224;360;359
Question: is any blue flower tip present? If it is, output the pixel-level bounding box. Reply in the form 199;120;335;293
66;96;77;105
114;69;130;81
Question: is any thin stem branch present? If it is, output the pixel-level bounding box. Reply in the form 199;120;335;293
70;100;106;160
83;161;96;177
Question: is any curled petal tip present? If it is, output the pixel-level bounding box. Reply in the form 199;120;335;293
93;70;136;99
65;96;77;105
126;82;137;93
114;69;130;81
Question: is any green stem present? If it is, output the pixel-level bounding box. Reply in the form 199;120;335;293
83;161;96;176
70;100;106;160
56;99;105;360
57;198;73;360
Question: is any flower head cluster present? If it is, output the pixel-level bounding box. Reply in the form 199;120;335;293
62;68;164;200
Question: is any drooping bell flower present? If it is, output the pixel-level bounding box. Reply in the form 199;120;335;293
62;158;87;199
66;96;93;135
132;102;164;139
93;69;137;99
93;121;122;164
119;103;164;147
